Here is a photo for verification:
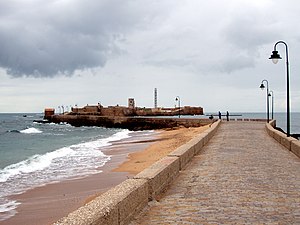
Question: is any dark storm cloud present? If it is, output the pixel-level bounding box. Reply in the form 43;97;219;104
0;0;144;77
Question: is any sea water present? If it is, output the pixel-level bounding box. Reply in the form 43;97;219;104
233;112;300;134
0;113;136;221
0;112;299;221
182;112;300;134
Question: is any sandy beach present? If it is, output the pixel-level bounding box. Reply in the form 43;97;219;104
114;125;210;175
2;125;208;225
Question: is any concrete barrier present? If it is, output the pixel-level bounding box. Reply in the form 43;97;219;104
265;123;274;138
134;156;180;200
189;135;205;155
54;179;148;225
273;129;284;144
265;121;299;157
291;140;300;158
53;120;221;225
168;120;221;170
168;142;195;170
280;135;296;150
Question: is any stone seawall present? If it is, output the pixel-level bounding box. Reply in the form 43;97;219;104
266;120;300;158
53;120;221;225
46;115;216;130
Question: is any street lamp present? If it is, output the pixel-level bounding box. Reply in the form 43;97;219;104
175;96;181;118
269;41;290;136
269;90;274;120
260;79;270;123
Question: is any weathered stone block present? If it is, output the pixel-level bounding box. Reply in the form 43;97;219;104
265;123;274;137
273;130;282;143
116;179;149;225
53;179;148;225
189;135;205;155
197;132;210;145
280;136;296;151
291;140;300;158
168;142;195;170
134;156;180;200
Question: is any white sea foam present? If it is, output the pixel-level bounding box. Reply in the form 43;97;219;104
0;129;131;221
0;147;74;183
0;200;20;221
20;127;42;134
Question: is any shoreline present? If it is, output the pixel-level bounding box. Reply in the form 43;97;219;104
2;126;208;225
113;125;210;175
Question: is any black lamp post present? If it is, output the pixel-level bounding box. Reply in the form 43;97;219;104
269;41;290;137
269;90;274;120
260;79;270;123
175;96;181;118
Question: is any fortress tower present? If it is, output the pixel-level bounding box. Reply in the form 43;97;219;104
128;98;135;109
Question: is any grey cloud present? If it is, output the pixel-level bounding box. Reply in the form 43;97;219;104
130;1;281;76
220;6;281;73
0;0;146;77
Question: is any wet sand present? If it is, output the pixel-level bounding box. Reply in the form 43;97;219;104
2;126;208;225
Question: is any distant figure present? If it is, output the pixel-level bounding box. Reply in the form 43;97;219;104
226;111;229;121
209;115;214;120
218;111;221;119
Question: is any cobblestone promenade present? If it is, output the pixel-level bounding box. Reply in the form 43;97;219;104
130;121;300;224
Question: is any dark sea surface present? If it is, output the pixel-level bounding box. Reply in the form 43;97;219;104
0;112;299;221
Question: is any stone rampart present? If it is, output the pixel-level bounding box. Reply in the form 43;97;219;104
265;120;300;158
45;115;216;130
53;120;221;225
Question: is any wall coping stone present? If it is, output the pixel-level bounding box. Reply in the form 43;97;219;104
53;120;221;225
265;120;299;158
54;179;148;225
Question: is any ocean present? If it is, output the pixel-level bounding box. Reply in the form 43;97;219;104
0;112;299;221
0;113;154;221
232;112;300;134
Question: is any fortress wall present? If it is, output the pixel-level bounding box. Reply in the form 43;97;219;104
53;120;221;225
46;114;216;130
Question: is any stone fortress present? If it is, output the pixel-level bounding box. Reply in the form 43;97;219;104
45;98;203;117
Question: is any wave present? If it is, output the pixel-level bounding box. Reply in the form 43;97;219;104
0;147;74;183
0;200;20;221
20;127;42;134
0;129;131;221
0;129;131;183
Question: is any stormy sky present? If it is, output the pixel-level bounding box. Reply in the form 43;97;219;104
0;0;300;113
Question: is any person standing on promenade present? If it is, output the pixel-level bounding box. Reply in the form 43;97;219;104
226;111;229;121
218;111;221;119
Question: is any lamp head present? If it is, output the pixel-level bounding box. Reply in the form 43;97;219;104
269;50;282;64
260;83;265;90
268;93;271;97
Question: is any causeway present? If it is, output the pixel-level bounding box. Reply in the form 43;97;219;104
130;121;300;224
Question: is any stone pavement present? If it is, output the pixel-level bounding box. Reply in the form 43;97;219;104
130;121;300;224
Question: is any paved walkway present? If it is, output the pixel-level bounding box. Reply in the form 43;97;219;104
130;121;300;224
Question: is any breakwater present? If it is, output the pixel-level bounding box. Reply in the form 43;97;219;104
44;114;216;130
53;120;221;225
